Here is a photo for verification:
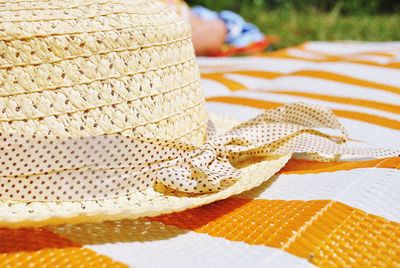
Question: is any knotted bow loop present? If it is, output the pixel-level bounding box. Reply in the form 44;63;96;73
0;103;399;202
156;140;238;194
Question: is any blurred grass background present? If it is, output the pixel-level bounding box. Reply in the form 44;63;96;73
187;0;400;49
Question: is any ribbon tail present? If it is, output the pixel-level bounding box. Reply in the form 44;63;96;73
218;103;399;162
228;103;348;143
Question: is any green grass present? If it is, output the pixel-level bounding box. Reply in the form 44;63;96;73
238;7;400;49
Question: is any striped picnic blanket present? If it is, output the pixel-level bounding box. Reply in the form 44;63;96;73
1;41;399;267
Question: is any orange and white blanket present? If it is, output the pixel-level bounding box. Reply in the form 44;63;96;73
1;42;399;267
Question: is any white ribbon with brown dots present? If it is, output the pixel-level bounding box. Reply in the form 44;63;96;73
0;103;399;202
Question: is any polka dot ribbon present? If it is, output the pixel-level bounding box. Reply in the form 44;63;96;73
0;103;399;202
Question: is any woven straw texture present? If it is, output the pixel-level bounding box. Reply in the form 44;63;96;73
0;0;208;145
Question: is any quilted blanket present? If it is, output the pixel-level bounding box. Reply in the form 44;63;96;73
1;41;399;267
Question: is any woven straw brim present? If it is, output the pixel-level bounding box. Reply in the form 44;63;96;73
0;114;290;228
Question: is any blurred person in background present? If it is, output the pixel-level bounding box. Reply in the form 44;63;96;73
165;0;272;56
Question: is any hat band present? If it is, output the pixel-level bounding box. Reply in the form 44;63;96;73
0;103;398;202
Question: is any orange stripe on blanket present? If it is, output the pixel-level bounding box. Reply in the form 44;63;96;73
334;110;400;130
201;73;246;91
205;70;280;79
207;96;400;130
263;49;400;69
280;157;400;175
280;44;399;58
388;62;400;68
265;90;400;114
358;51;399;57
204;70;400;95
270;55;400;69
296;70;400;94
298;48;399;59
0;228;80;253
0;228;128;267
0;248;127;268
207;96;281;109
153;198;400;267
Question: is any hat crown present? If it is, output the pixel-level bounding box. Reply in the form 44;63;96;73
0;0;208;145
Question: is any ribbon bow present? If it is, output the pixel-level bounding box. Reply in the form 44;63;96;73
0;103;398;202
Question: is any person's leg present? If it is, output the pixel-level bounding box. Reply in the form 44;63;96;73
189;14;227;56
164;0;227;56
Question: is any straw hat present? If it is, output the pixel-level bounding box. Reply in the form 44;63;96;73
0;0;395;228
